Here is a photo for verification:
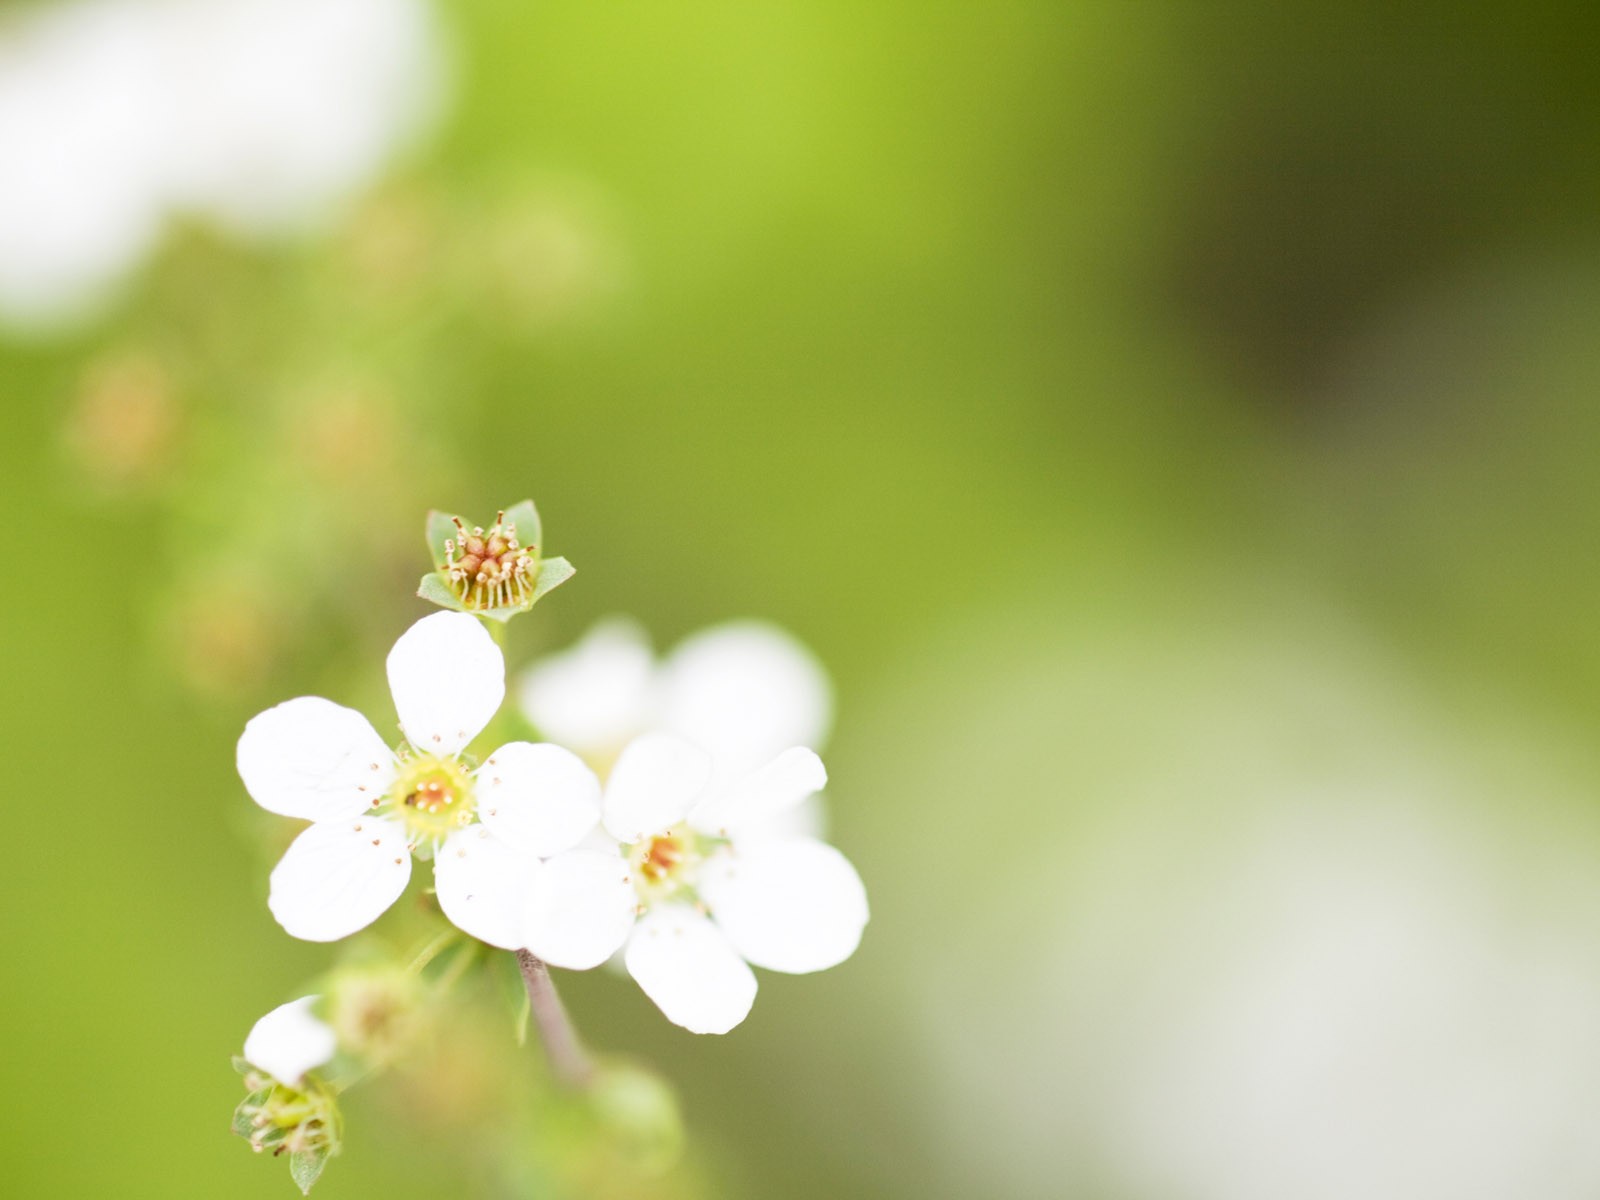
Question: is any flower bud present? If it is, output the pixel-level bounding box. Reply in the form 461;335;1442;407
586;1061;685;1177
324;963;426;1068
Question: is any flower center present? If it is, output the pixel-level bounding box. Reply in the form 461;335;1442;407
388;753;475;843
442;512;537;611
628;826;701;900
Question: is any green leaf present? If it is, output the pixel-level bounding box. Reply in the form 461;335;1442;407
289;1147;331;1195
416;571;468;613
529;556;575;605
501;499;542;553
424;510;462;570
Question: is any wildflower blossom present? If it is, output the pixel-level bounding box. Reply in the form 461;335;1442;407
237;611;601;945
519;618;832;833
524;734;868;1034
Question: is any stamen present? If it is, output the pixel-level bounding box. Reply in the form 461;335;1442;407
440;511;540;611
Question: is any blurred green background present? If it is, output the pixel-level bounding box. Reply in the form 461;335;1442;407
8;2;1600;1197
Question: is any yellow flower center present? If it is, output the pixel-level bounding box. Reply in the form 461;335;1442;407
628;826;702;901
388;753;475;843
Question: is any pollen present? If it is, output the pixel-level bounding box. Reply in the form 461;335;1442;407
638;834;686;883
406;778;454;814
442;511;538;611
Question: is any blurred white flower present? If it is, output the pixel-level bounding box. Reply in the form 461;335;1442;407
519;617;833;835
521;733;869;1035
0;1;167;326
0;0;444;329
158;0;442;237
1064;802;1600;1200
237;612;602;946
243;996;335;1086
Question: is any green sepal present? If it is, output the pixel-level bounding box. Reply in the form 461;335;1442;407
290;1147;331;1195
231;1056;255;1077
480;555;577;622
232;1090;269;1137
529;556;575;605
417;557;577;622
474;604;526;625
501;498;542;553
416;571;469;614
424;510;461;570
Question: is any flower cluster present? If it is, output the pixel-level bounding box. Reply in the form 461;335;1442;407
238;610;868;1032
231;504;867;1190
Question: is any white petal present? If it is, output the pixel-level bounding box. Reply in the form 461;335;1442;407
244;996;336;1085
624;904;757;1034
516;617;655;755
386;612;504;756
475;742;601;856
659;621;832;775
571;824;625;856
699;839;868;973
731;792;829;844
522;849;636;970
601;733;712;843
690;747;827;835
433;826;540;950
268;817;411;942
237;697;395;821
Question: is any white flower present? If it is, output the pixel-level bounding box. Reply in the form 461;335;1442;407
521;733;869;1035
237;612;602;945
243;996;336;1085
519;618;833;835
0;0;169;327
0;0;443;330
157;0;444;238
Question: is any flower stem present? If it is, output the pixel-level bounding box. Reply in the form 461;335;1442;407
434;939;480;991
514;949;594;1089
405;927;460;976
